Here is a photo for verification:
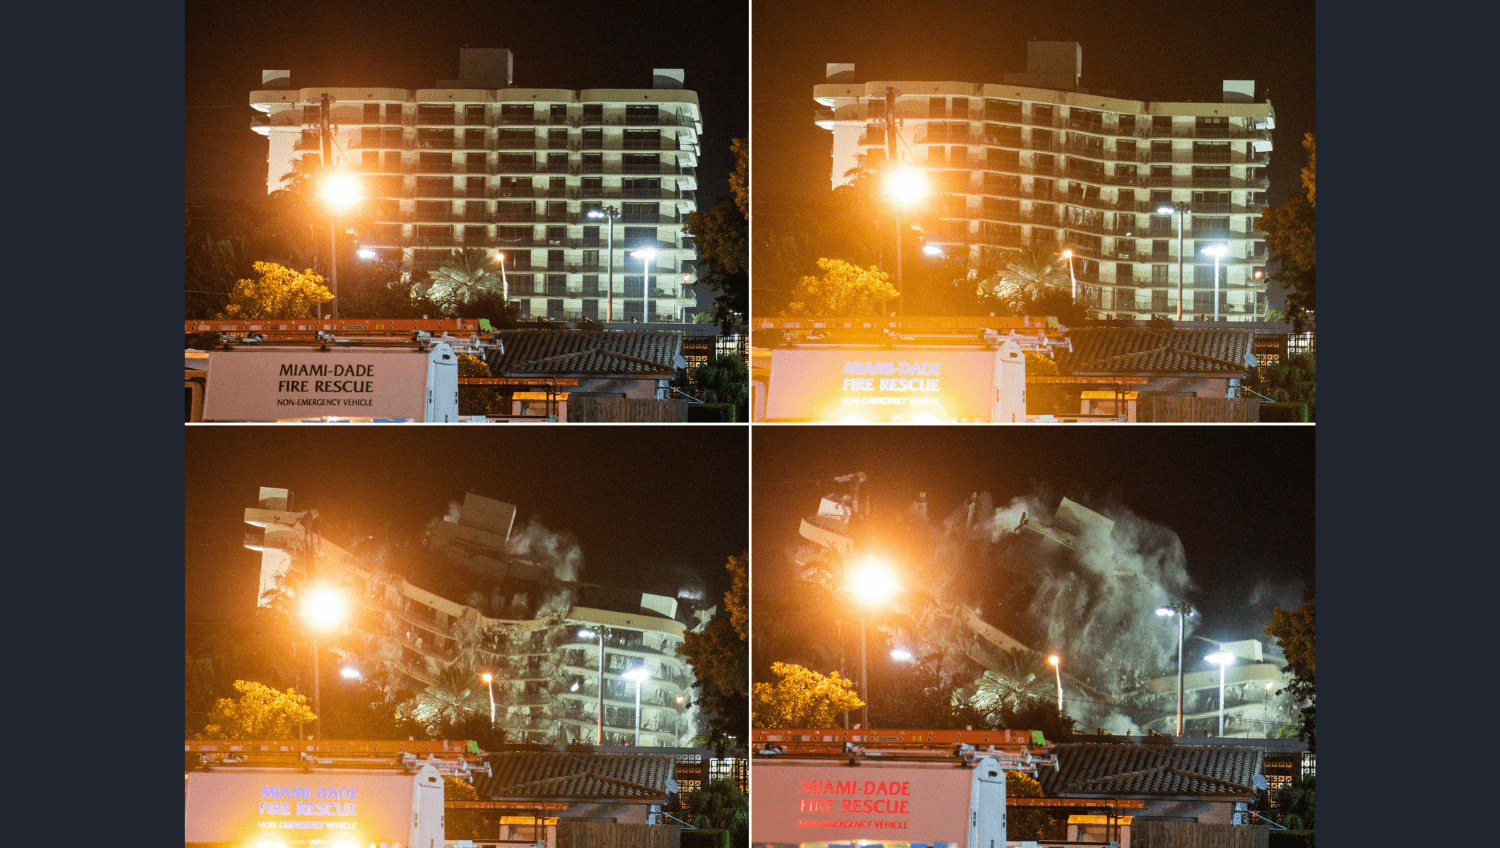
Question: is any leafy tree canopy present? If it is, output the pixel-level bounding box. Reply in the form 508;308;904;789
1253;352;1315;406
1260;134;1316;326
1265;592;1315;751
679;554;750;745
198;679;317;740
752;662;864;728
221;261;333;319
787;258;898;318
400;665;489;735
1006;770;1061;841
419;249;507;316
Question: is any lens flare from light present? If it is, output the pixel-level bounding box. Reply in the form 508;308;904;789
848;558;899;607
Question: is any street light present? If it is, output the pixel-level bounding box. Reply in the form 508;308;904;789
321;171;361;320
492;252;510;306
1155;603;1193;736
301;586;348;740
1200;243;1228;321
587;207;620;321
340;667;362;680
883;165;928;316
1205;649;1235;737
847;558;899;729
1156;202;1191;321
480;672;496;730
1048;655;1063;716
622;667;651;746
578;627;606;744
630;248;657;323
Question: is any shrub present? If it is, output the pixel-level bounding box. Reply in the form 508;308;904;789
1259;402;1309;422
681;828;730;848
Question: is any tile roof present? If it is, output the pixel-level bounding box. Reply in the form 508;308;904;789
1038;743;1262;800
473;752;675;802
486;330;682;377
1056;328;1255;376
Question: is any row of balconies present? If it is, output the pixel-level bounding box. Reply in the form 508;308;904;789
912;134;1260;168
397;186;694;202
356;161;695;177
394;210;685;225
838;105;1270;140
376;234;693;251
291;111;697;129
347;136;691;153
956;183;1259;215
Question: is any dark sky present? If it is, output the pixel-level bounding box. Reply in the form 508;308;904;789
185;427;748;622
752;426;1314;646
751;0;1315;221
185;0;748;209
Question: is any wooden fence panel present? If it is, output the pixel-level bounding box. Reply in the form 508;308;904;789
567;397;687;423
1137;395;1260;423
557;821;679;848
1134;820;1265;848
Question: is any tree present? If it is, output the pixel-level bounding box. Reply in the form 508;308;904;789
457;353;506;416
1260;134;1316;326
442;775;497;840
975;234;1090;323
419;249;507;316
403;665;489;735
198;680;317;740
786;258;899;318
679;778;748;848
967;649;1056;717
1265;593;1315;751
1006;770;1062;841
686;354;749;420
1273;774;1315;830
220;261;334;319
679;554;750;745
1252;352;1315;406
752;662;864;728
685;139;749;332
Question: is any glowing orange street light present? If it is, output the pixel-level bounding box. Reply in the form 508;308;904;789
320;171;361;320
301;587;348;740
493;251;509;304
847;558;899;728
1048;655;1063;715
480;671;496;729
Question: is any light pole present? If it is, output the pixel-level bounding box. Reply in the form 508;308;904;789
1206;649;1235;736
578;627;606;744
1048;655;1063;716
481;672;496;730
321;171;361;320
1156;202;1191;321
623;667;651;746
1062;249;1077;302
492;251;510;306
302;586;347;740
847;557;899;729
1200;243;1228;321
631;247;657;323
1155;603;1193;736
884;165;928;316
587;207;620;321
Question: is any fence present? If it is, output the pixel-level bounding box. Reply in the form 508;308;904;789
567;397;686;422
557;821;680;848
1134;821;1268;848
1136;395;1260;423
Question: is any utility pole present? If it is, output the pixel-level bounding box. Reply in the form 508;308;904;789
885;87;903;315
320;93;339;319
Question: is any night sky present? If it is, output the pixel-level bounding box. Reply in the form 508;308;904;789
752;426;1315;647
751;0;1315;220
185;0;749;209
185;427;749;623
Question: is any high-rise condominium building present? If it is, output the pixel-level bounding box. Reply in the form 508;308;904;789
813;42;1275;321
251;48;702;323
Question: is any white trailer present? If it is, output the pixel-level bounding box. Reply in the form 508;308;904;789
184;762;446;848
198;342;460;422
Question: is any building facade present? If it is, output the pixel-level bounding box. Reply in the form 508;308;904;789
250;48;702;323
245;488;707;747
813;42;1275;321
1137;639;1298;739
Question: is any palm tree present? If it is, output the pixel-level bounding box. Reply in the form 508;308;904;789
420;249;505;316
406;664;489;733
978;234;1070;310
967;648;1055;718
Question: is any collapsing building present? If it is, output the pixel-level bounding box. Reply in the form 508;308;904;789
790;475;1297;738
244;487;709;746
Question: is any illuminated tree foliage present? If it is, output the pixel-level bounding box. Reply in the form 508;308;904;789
680;778;749;848
786;258;899;318
198;679;317;740
402;665;489;734
221;261;334;319
419;249;507;316
1253;351;1316;406
1264;592;1315;751
685;138;749;332
752;662;864;728
1259;134;1316;326
1006;770;1062;841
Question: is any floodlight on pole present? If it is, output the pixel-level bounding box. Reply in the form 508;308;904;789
630;248;657;323
1155;603;1193;736
587;207;620;321
1156;202;1191;320
492;252;509;305
1048;655;1064;716
1062;248;1077;302
623;667;651;746
847;558;899;729
301;586;348;741
1206;650;1234;737
1200;243;1228;321
578;627;605;744
481;671;496;729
